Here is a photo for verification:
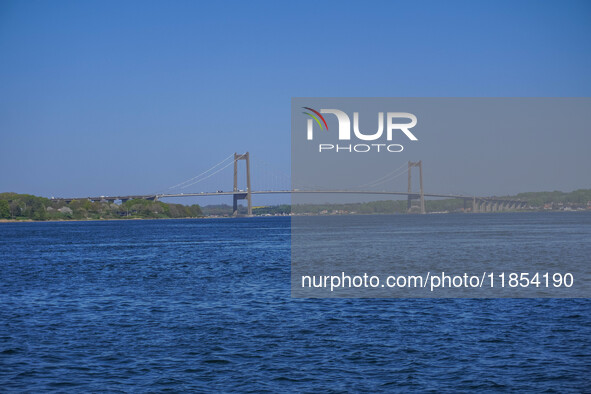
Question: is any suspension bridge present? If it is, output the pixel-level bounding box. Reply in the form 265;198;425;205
51;152;527;215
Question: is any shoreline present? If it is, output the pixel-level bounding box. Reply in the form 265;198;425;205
1;210;588;224
0;216;212;223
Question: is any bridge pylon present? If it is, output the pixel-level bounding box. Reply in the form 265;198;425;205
233;152;252;216
407;160;425;214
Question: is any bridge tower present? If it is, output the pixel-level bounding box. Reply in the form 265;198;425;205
407;161;425;214
233;152;252;216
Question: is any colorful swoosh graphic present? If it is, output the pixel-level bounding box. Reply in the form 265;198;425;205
302;107;328;130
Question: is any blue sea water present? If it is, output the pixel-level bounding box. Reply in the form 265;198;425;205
0;213;590;391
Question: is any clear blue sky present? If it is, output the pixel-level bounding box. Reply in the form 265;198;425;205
1;1;590;205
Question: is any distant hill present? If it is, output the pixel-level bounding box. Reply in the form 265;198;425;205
513;189;591;206
201;204;240;216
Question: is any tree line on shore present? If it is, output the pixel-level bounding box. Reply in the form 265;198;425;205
0;193;203;220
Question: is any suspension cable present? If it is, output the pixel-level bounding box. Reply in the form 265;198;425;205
180;158;237;189
167;153;235;190
363;167;409;189
357;162;408;188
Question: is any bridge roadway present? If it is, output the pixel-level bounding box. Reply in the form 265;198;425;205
51;190;525;205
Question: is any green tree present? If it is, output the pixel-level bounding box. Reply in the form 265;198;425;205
0;200;10;219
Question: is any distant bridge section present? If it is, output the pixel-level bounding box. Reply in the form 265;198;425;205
49;152;528;215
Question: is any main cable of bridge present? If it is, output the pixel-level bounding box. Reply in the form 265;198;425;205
250;157;291;192
249;157;413;192
356;162;409;189
178;158;236;190
154;153;236;195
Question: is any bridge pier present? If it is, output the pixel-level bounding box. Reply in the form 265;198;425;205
470;199;522;213
233;152;252;216
407;161;425;214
